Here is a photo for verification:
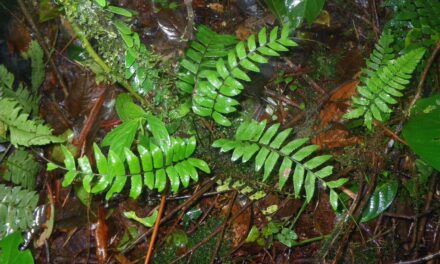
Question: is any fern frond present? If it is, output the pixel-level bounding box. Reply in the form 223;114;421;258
177;25;238;94
2;150;40;190
212;120;347;205
0;184;39;238
52;137;210;200
344;48;426;130
361;31;395;82
113;19;161;94
193;26;297;126
0;65;41;115
0;98;63;147
26;40;45;92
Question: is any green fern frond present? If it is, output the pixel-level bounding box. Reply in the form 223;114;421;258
212;120;347;205
177;25;238;94
1;65;41;115
361;31;395;82
193;26;297;126
51;137;210;200
0;184;39;239
0;98;63;147
2;150;40;190
344;48;426;130
26;40;45;92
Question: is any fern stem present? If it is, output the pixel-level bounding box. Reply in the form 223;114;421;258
68;21;146;105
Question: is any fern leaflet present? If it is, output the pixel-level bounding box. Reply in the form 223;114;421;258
212;120;347;206
192;26;297;126
49;137;210;200
0;184;39;239
0;98;63;147
2;150;40;190
177;25;238;94
344;48;426;130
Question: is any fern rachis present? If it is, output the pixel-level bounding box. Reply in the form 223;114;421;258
344;47;426;129
213;120;347;207
49;136;210;200
191;26;297;126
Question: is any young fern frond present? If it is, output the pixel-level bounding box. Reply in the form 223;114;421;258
177;25;238;94
212;120;347;206
50;137;210;200
0;184;39;239
2;150;40;190
344;48;426;130
360;31;395;82
0;98;63;147
193;26;297;126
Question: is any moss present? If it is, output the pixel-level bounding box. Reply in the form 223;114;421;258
153;216;231;264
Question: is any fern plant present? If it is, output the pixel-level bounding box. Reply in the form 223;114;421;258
0;65;40;115
344;47;426;129
189;26;297;126
213;120;347;207
0;98;63;147
48;137;210;200
177;25;238;94
360;31;395;82
0;184;39;239
2;150;40;190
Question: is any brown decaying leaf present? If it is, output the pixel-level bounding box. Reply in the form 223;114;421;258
312;80;363;148
96;206;109;264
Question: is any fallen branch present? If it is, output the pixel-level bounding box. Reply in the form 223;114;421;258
144;191;167;264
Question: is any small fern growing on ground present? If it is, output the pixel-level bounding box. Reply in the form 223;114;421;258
213;120;347;208
0;184;39;239
186;26;297;126
49;137;210;200
344;47;426;129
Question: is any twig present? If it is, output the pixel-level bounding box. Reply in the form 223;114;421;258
396;250;440;264
209;191;238;264
170;201;254;264
407;40;440;117
264;89;303;110
122;177;218;254
17;0;69;97
144;191;167;264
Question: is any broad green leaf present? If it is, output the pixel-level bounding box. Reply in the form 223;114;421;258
184;137;197;158
402;94;440;171
102;119;139;158
146;115;170;147
291;145;319;161
0;232;34;264
212;112;232;126
280;138;309;155
150;143;164;169
304;155;332;170
259;123;280;144
115;93;146;122
78;156;93;192
269;128;292;149
93;143;108;176
360;180;398;222
95;0;106;7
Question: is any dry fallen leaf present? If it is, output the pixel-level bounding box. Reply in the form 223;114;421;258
312;80;363;148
